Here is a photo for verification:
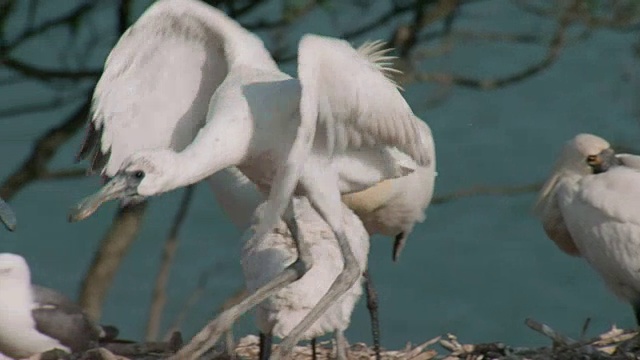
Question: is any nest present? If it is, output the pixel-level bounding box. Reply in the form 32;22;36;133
22;318;640;360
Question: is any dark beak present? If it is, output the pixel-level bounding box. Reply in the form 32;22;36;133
0;197;16;231
589;148;621;174
68;174;139;222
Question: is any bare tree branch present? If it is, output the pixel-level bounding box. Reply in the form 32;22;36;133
0;93;87;118
412;0;579;89
1;56;101;81
0;95;91;200
78;201;148;321
1;0;98;53
431;182;542;205
146;186;195;341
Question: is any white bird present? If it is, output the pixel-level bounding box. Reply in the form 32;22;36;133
0;253;116;359
242;197;369;360
341;120;436;261
68;0;430;358
535;133;640;324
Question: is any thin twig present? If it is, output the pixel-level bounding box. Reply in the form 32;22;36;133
78;201;149;321
414;0;580;89
0;94;86;119
1;0;98;54
1;56;101;81
525;318;576;347
146;186;195;341
431;182;542;205
0;94;92;200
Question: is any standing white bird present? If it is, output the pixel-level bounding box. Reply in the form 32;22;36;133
243;197;369;360
0;253;116;359
68;0;430;358
535;133;640;323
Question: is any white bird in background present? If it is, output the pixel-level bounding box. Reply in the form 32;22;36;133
68;0;430;358
535;133;640;324
0;253;116;359
242;197;369;360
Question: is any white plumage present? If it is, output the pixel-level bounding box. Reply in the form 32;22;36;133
341;120;436;260
69;1;430;357
0;255;65;359
0;253;108;359
535;133;640;323
242;198;369;357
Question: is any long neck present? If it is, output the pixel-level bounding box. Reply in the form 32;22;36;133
206;167;265;230
170;109;254;191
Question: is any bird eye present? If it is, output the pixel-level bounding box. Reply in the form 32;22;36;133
586;155;598;164
133;170;145;180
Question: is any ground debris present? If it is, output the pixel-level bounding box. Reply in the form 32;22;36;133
21;318;640;359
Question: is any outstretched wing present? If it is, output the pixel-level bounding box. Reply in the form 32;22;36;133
77;0;267;178
298;34;430;166
255;34;430;238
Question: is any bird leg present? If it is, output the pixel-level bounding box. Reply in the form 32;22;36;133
363;269;381;360
259;332;273;360
224;328;236;359
270;188;361;360
334;330;349;360
311;338;317;360
169;200;311;360
632;301;640;327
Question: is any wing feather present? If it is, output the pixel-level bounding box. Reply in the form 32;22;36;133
78;0;270;177
297;34;430;167
534;173;581;256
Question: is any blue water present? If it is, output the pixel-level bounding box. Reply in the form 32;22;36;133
2;0;640;351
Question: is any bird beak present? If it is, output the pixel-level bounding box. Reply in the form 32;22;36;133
68;174;138;222
588;148;621;174
0;197;16;231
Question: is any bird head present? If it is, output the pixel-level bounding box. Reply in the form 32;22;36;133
0;253;30;285
68;149;178;222
558;133;619;175
534;133;620;216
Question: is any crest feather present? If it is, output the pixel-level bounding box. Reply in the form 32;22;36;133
356;40;403;90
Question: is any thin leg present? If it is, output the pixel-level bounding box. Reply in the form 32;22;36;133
271;187;362;360
633;301;640;326
169;201;311;360
393;232;407;262
334;330;348;360
259;332;273;360
363;270;381;360
311;338;317;360
224;328;236;359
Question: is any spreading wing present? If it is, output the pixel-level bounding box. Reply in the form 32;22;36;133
298;34;430;166
77;0;261;177
254;34;430;238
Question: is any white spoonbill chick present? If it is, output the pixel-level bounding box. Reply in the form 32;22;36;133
0;253;114;359
68;1;429;358
535;133;640;324
242;197;369;360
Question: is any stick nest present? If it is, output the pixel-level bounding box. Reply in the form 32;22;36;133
21;318;640;360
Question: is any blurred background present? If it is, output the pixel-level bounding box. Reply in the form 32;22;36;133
1;0;640;351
